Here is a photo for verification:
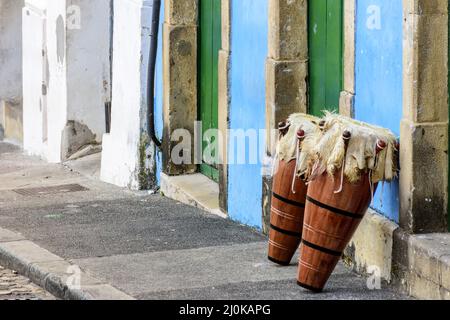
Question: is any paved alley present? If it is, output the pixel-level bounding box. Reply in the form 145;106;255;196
0;143;409;300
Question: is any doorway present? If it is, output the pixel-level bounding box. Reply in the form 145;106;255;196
308;0;343;116
198;0;221;182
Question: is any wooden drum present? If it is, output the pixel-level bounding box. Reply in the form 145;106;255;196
268;117;319;266
268;159;307;266
297;171;374;292
296;112;398;293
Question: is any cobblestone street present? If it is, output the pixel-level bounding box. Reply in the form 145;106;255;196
0;266;55;300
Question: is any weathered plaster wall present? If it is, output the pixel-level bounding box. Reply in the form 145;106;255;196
66;0;111;146
354;0;403;222
227;0;269;229
0;0;24;102
0;0;25;143
101;0;157;190
155;0;165;185
23;0;111;162
43;0;68;162
23;0;66;161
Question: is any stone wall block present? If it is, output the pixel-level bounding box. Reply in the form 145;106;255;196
400;120;448;233
268;0;308;60
403;12;448;123
265;58;308;155
162;23;198;175
165;0;198;26
404;0;448;15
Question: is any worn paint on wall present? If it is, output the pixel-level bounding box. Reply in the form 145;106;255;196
0;0;24;102
66;0;112;143
227;0;268;229
100;0;154;189
354;0;403;222
155;0;164;185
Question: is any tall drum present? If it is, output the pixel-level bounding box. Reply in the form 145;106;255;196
268;115;320;266
269;158;307;265
297;113;398;292
297;170;374;291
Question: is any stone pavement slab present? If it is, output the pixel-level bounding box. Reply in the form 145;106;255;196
0;198;265;260
73;242;407;300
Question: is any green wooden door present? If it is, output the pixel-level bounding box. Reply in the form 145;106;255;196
199;0;221;182
308;0;343;116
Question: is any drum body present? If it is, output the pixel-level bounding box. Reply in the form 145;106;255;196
297;171;374;292
268;160;307;266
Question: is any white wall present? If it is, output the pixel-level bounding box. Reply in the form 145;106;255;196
101;0;155;189
0;0;24;102
22;0;54;158
0;0;25;142
66;0;111;142
45;0;68;162
22;0;111;162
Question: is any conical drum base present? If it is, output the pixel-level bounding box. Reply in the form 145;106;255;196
268;160;307;266
297;171;374;292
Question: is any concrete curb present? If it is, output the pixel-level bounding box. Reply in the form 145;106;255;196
392;229;450;300
160;173;227;219
0;227;134;300
341;210;450;300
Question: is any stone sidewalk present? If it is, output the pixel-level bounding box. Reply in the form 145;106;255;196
0;143;409;300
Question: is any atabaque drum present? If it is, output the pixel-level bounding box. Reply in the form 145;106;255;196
297;113;398;292
268;115;321;266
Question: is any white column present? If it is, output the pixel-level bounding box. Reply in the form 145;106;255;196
101;0;156;190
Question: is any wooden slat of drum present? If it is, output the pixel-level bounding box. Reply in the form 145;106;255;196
271;160;307;232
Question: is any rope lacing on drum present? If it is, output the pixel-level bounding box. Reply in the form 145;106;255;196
334;158;346;194
306;160;320;187
292;127;305;194
370;139;387;206
334;130;352;194
369;169;375;205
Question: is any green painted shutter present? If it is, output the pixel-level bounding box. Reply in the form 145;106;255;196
199;0;221;182
308;0;343;117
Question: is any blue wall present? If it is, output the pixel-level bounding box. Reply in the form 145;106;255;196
354;0;403;222
227;0;269;229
